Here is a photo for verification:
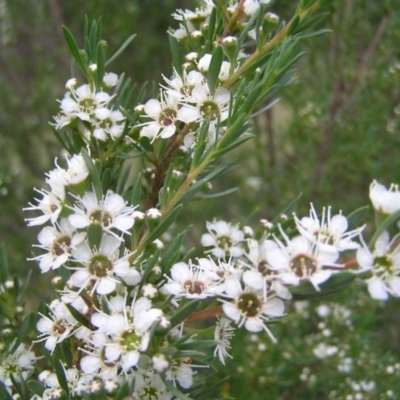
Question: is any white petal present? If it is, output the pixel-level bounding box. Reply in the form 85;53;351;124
262;297;285;317
96;278;116;295
37;318;53;333
367;277;388;300
104;344;122;362
80;355;100;374
330;215;348;234
160;124;176;139
171;262;190;283
223;275;242;297
356;247;373;270
244;318;263;332
122;351;140;371
144;99;162;118
222;302;240;322
69;214;90;229
243;270;263;290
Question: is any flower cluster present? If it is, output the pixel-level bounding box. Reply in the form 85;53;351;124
53;72;125;141
4;1;400;398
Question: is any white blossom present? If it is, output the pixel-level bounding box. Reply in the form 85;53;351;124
356;231;400;300
68;190;136;237
201;220;244;259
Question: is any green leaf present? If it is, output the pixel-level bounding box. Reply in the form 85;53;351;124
169;34;183;77
106;33;137;66
161;227;191;272
294;28;332;39
95;42;106;89
207;46;224;94
9;374;28;400
178;340;216;351
191;119;210;169
196;187;238;199
169;300;201;327
369;208;400;248
0;243;8;284
62;26;84;69
290;272;355;300
65;304;92;330
147;205;183;243
27;381;46;397
193;376;230;399
130;174;143;206
115;381;133;400
87;222;103;250
12;313;36;353
81;148;103;200
347;205;369;230
138;252;160;292
53;358;70;395
0;381;13;400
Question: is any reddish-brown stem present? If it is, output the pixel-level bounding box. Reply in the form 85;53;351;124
143;124;192;212
185;305;223;324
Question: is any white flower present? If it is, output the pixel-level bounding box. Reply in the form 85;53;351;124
313;343;338;359
165;359;194;389
242;239;292;300
163;261;219;299
146;207;162;219
133;370;172;400
46;154;89;187
93;109;125;140
163;69;205;102
356;231;400;300
294;204;363;252
70;235;141;295
29;218;86;272
36;300;78;352
266;232;342;291
222;275;284;341
139;91;188;141
179;83;230;126
68;190;136;237
214;318;235;365
103;72;118;87
59;84;112;123
24;187;65;226
0;343;38;387
369;181;400;214
85;297;164;372
152;354;169;373
201;220;244;259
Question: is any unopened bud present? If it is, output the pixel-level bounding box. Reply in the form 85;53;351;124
222;36;238;63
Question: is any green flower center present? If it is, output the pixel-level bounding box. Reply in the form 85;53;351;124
89;255;113;277
238;292;261;317
373;255;394;277
139;386;159;400
119;328;141;351
90;210;112;227
159;108;177;126
52;235;71;256
216;235;233;249
200;100;220;120
291;254;317;278
79;97;97;113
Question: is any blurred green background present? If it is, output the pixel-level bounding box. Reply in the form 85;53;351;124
1;0;400;398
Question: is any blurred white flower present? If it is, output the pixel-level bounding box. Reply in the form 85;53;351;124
356;231;400;300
